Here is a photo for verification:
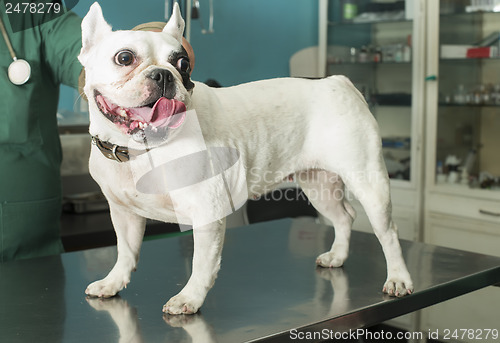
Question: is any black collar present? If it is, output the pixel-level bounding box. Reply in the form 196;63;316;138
91;135;130;162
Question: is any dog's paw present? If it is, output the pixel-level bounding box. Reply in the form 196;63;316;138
85;277;129;298
315;251;347;268
163;294;202;315
383;275;414;297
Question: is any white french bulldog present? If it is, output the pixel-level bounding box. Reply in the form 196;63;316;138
79;2;414;315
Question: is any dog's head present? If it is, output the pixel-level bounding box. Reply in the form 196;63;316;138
79;2;193;146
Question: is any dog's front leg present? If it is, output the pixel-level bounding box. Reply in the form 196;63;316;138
86;202;146;298
163;219;226;315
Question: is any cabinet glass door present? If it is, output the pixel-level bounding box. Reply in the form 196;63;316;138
325;0;418;183
432;2;500;194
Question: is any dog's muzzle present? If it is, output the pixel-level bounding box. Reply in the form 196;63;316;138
94;89;187;143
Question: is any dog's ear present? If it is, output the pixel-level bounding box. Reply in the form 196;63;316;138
163;2;184;43
79;2;112;66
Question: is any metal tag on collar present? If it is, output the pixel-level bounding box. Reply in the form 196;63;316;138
111;144;122;162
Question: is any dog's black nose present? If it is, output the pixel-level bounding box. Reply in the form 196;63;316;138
150;69;174;85
149;69;175;98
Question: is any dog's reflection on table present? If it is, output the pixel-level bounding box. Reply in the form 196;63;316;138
84;219;353;342
315;267;349;316
85;269;349;343
163;313;217;343
86;297;145;343
86;296;216;343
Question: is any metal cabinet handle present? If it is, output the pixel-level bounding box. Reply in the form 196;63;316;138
479;209;500;217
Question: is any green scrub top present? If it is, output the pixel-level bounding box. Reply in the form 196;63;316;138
0;3;82;261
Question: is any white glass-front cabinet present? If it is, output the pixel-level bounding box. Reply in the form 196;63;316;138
318;0;426;242
424;1;500;240
423;1;500;340
319;0;500;338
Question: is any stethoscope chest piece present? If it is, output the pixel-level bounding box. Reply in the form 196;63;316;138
8;58;31;85
1;15;31;86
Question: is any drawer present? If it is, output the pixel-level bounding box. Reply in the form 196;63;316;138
426;213;500;256
427;193;500;225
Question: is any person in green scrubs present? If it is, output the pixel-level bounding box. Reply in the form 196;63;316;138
0;2;83;261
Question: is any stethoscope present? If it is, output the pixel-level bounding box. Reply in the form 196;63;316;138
0;15;31;85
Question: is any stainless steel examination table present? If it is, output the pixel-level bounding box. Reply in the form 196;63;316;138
1;218;499;342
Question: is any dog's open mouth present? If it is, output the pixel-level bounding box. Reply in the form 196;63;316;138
94;91;187;136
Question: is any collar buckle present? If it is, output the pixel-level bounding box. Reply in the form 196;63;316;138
91;135;130;163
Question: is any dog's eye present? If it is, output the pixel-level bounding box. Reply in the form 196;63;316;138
176;57;190;73
115;50;136;66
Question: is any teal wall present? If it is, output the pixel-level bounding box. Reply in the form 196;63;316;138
58;0;319;112
188;0;318;86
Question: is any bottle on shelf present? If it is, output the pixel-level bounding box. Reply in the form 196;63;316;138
342;0;358;22
453;84;467;104
373;46;382;63
359;45;368;63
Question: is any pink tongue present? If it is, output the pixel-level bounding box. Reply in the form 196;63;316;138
128;97;186;128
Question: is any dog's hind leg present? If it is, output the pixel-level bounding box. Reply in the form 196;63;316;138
297;170;355;268
86;202;146;298
343;168;414;297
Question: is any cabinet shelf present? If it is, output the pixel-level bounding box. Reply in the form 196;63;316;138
328;18;411;26
440;11;500;19
373;93;412;106
432;183;500;200
439;103;500;108
440;57;500;62
383;145;411;151
328;61;411;66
